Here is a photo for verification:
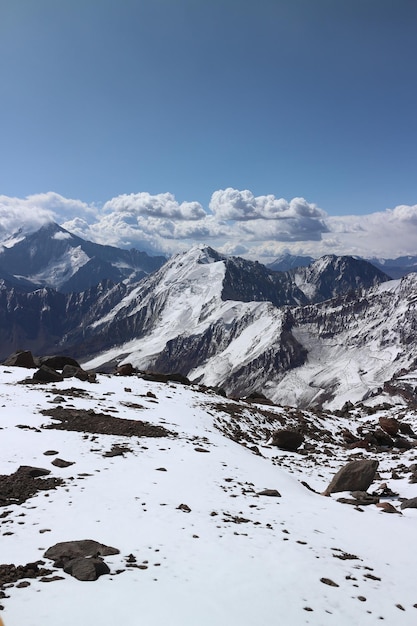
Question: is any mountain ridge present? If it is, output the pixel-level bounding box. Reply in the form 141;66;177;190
0;221;166;293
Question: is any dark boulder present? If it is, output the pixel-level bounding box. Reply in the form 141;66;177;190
38;355;81;370
399;423;416;437
44;540;119;568
116;363;135;376
323;459;379;496
63;557;110;581
393;437;412;450
62;364;89;381
257;489;281;497
3;350;36;368
379;417;400;436
400;497;417;510
33;365;64;383
373;429;394;447
271;429;304;451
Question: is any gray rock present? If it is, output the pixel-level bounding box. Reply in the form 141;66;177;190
63;557;110;581
323;460;379;496
51;458;75;468
258;489;281;497
33;365;64;383
62;364;89;381
44;539;120;568
400;497;417;510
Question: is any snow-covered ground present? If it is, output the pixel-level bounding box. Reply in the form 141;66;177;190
1;366;417;625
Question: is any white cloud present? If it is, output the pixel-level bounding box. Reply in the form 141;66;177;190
209;188;326;221
0;192;96;243
102;192;206;220
1;190;417;264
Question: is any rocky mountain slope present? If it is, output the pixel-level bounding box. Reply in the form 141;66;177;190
1;239;413;410
0;222;166;293
1;364;417;625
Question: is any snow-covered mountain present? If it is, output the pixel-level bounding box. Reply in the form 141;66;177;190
75;246;395;407
1;241;412;409
268;252;417;279
0;222;166;293
368;255;417;279
267;252;314;272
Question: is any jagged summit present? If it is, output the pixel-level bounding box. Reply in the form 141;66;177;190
0;221;166;293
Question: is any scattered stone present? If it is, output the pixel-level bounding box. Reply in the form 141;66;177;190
51;458;74;468
0;561;54;592
376;502;400;514
320;578;339;587
257;489;281;497
400;497;417;510
338;491;379;506
103;445;131;458
177;504;191;513
43;450;59;456
323;460;379;496
194;447;210;453
372;483;398;498
271;429;304;451
155;467;167;471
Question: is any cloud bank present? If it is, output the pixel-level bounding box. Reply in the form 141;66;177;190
1;189;416;262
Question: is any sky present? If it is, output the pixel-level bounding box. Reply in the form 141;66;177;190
0;0;417;261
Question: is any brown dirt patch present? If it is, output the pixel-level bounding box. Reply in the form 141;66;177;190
0;466;64;508
40;407;176;438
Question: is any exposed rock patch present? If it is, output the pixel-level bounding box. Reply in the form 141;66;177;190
0;466;64;507
40;407;176;438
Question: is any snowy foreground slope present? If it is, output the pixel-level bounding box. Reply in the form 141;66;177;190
1;367;417;625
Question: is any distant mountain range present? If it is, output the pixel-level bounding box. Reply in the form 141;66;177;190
0;221;166;293
268;252;417;278
0;221;416;409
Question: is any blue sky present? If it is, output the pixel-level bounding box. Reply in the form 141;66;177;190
1;0;417;260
